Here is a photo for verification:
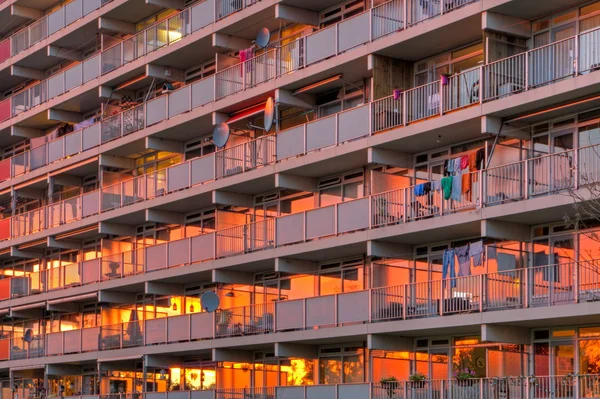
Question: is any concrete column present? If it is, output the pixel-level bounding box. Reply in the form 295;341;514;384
212;33;253;51
275;258;318;273
482;324;530;344
212;190;253;207
145;137;184;153
145;209;184;224
275;4;318;25
48;46;83;61
367;240;412;259
98;17;135;34
212;269;253;284
10;5;44;20
275;173;316;191
11;66;44;80
145;282;184;296
368;148;413;168
11;126;43;138
481;220;530;242
47;109;83;123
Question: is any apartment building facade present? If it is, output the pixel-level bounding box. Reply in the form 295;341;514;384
0;0;597;397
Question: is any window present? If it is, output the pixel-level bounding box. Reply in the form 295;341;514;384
318;345;365;384
317;171;364;206
318;258;364;295
414;42;483;85
319;0;365;28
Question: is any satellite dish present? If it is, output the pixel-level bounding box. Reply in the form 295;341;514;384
200;291;220;313
23;329;33;343
264;97;275;132
255;28;271;49
212;123;230;148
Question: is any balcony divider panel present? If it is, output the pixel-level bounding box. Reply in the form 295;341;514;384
338;105;370;142
167;238;190;267
275;213;304;245
275;125;304;161
337;290;369;324
48;9;66;36
168;85;191;118
146;244;168;271
146;96;168;126
65;0;84;29
337;12;371;53
83;55;101;83
81;327;100;351
337;197;370;233
190;233;215;261
64;329;82;353
65;63;83;92
306;295;335;328
275;300;303;331
145;318;167;344
306;116;336;152
307;385;335;399
65;130;82;156
167;314;190;342
190;312;213;339
305;206;335;239
305;27;336;65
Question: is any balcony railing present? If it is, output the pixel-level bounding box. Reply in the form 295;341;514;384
13;379;600;399
4;0;599;189
0;0;113;64
0;0;263;123
1;256;599;360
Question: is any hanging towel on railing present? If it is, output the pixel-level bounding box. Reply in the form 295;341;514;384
441;176;452;200
451;174;462;201
461;172;471;202
239;49;247;76
442;248;456;287
469;240;484;267
460;155;469;170
432;180;441;191
476;148;485;170
456;244;471;277
414;183;425;197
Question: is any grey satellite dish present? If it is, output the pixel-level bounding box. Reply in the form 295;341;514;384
23;329;34;343
212;123;230;148
201;291;220;313
264;97;275;132
255;28;271;49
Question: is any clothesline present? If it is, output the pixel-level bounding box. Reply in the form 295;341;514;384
442;239;484;287
414;148;484;203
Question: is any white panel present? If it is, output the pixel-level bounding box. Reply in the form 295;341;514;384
191;234;214;261
306;116;336;151
305;206;335;239
167;239;190;267
305;27;336;65
276;125;304;160
167;315;190;342
337;197;369;233
191;0;214;32
145;244;167;271
146;96;167;126
276;213;304;245
305;295;335;327
337;290;369;323
145;318;167;344
337;12;370;52
275;300;303;331
191;76;215;108
168;86;191;117
191;154;215;185
338;105;370;142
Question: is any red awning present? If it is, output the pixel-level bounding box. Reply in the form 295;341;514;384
226;103;265;124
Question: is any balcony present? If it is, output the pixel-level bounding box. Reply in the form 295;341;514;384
0;0;112;64
0;84;592;246
0;255;598;360
3;16;600;192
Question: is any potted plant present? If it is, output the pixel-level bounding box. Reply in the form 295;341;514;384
408;372;427;388
380;376;399;398
453;367;477;386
